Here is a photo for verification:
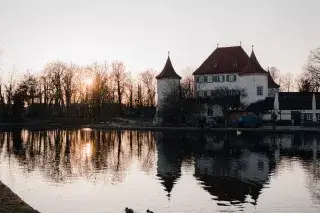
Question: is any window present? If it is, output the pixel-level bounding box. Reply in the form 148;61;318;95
317;114;320;121
257;86;263;96
221;75;225;82
204;90;208;97
233;62;238;68
208;75;213;83
213;63;217;68
307;113;312;120
227;74;236;82
196;76;200;83
204;75;208;83
213;76;218;82
258;160;264;171
199;76;204;83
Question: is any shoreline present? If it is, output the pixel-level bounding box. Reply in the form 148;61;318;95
0;181;40;213
1;122;320;133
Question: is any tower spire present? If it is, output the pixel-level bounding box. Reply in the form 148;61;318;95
240;41;242;46
168;51;170;57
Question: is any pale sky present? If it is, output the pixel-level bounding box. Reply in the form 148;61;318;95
0;0;319;80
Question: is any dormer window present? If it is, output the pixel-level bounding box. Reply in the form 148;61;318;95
233;61;238;68
213;63;217;68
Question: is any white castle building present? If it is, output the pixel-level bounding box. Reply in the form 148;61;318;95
155;45;279;111
154;45;320;125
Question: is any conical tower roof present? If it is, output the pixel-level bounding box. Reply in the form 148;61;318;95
156;55;181;79
240;50;268;76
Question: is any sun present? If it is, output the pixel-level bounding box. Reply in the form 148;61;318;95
84;78;93;86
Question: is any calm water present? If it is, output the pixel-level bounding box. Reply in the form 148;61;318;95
0;129;320;213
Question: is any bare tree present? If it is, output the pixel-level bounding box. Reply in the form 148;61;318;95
4;66;17;105
45;61;67;106
140;69;156;107
125;74;134;110
296;72;313;92
62;64;77;115
16;70;38;105
111;61;127;115
281;72;294;92
181;75;194;98
299;46;320;92
306;46;320;75
269;66;280;84
135;83;143;107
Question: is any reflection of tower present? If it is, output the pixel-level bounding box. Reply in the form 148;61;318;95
155;132;182;200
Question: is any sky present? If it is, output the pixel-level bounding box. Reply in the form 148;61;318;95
0;0;320;81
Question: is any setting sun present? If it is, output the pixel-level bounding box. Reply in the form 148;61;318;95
84;78;93;86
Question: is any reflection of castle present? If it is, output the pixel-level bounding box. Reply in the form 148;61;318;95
262;134;320;159
155;132;182;199
193;135;272;205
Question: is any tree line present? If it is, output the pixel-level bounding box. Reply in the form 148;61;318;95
0;46;318;122
0;60;159;122
270;46;320;92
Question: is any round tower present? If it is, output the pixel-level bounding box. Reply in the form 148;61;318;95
153;53;181;124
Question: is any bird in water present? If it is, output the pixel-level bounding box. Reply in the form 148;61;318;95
236;129;242;136
146;210;154;213
125;207;134;213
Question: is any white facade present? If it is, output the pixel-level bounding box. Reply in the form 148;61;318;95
195;73;269;105
240;74;268;104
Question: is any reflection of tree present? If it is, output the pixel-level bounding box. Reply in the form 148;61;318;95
306;160;320;204
0;129;156;185
305;138;320;204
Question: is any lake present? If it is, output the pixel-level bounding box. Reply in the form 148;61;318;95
0;128;320;213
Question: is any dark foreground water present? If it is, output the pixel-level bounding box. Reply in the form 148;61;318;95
0;129;319;213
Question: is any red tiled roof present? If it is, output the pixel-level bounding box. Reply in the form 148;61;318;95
193;46;249;75
156;56;181;79
268;73;280;88
239;51;268;76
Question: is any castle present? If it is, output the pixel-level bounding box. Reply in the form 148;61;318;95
154;45;320;126
155;45;279;109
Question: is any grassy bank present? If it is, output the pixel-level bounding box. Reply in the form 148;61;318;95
1;117;320;133
0;181;40;213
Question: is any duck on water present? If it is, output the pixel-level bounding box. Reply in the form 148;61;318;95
125;207;154;213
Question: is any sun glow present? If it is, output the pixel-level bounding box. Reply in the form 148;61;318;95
84;78;93;86
83;142;92;157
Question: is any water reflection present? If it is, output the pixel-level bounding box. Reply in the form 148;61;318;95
0;129;320;213
1;129;156;185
